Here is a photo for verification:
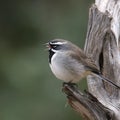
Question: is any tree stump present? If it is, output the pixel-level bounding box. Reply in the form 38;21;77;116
62;0;120;120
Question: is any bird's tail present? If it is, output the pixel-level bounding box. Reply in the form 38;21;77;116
94;73;120;89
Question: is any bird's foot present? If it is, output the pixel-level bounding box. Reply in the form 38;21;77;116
62;82;78;94
62;82;78;88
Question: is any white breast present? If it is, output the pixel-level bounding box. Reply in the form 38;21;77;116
49;52;86;83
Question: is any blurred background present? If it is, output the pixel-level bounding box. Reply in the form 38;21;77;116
0;0;93;120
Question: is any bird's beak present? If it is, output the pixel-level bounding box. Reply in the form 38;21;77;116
45;42;51;50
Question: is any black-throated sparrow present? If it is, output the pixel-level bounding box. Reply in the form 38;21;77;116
47;39;120;89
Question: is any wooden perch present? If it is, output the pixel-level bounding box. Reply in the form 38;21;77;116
63;84;113;120
62;0;120;120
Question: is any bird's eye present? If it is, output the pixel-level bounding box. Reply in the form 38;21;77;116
49;43;61;50
52;45;57;48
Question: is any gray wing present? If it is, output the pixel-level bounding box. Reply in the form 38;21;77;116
68;48;100;74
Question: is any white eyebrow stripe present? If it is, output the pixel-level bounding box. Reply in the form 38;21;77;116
51;48;58;52
50;41;67;45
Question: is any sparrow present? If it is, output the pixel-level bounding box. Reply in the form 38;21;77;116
46;39;120;89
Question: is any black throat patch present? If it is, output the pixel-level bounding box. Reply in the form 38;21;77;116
49;49;55;64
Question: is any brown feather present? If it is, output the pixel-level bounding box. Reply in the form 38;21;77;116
67;41;100;74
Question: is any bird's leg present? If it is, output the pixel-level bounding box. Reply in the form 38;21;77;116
62;82;79;95
62;82;78;88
